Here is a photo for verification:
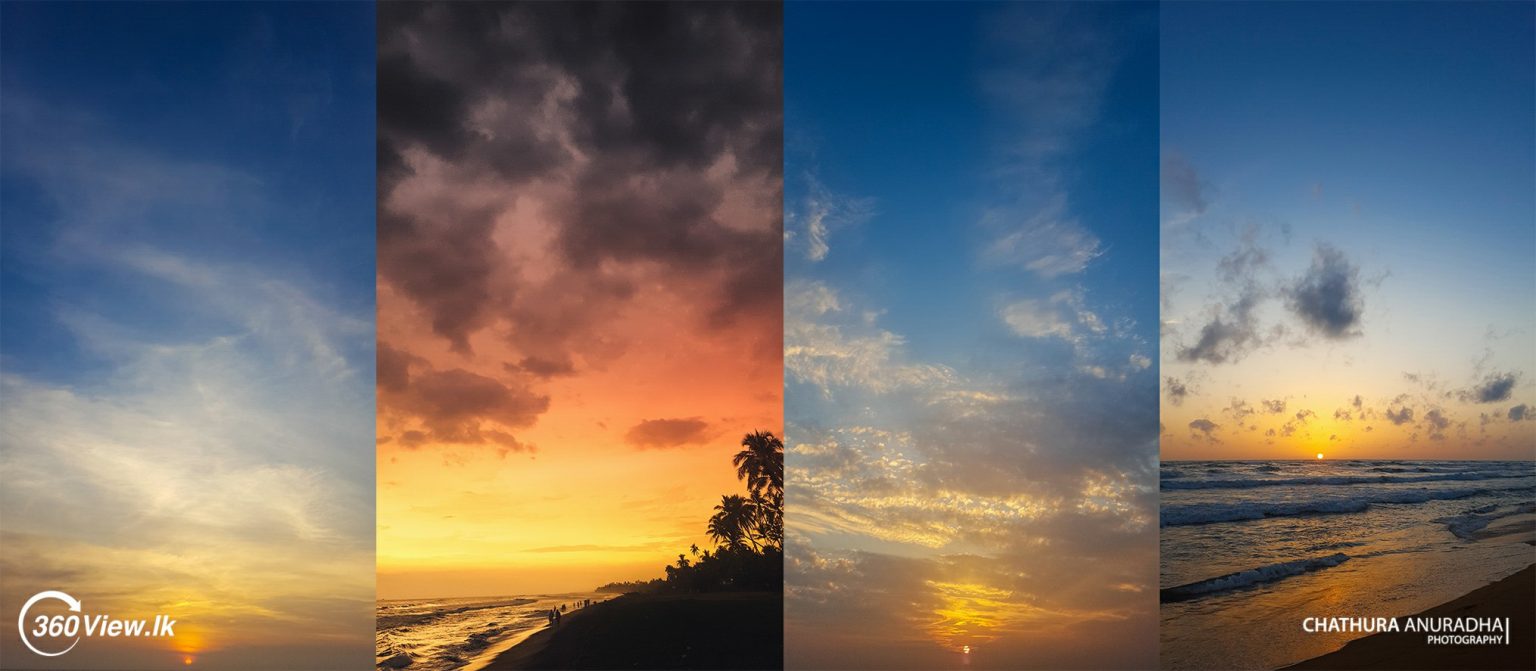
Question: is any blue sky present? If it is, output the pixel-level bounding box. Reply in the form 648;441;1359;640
1163;1;1533;257
785;3;1158;369
1;4;375;668
1160;2;1535;459
784;3;1158;669
2;2;375;385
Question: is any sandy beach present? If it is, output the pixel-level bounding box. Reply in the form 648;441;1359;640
1160;460;1536;669
486;591;781;670
1283;563;1534;670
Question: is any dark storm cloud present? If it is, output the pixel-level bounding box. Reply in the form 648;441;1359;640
377;341;423;393
379;341;549;453
1510;404;1531;421
1462;372;1518;404
377;201;506;354
408;370;547;427
377;1;783;352
556;165;781;329
624;417;712;449
1285;244;1363;339
537;1;784;329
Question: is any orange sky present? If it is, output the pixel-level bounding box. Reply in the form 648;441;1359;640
374;3;782;600
1160;197;1536;462
377;274;780;597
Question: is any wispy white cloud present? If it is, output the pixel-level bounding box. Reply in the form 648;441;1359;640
784;6;1157;667
999;289;1106;342
977;5;1118;281
786;172;875;263
785;281;958;395
0;95;373;667
982;195;1103;279
0;249;376;665
786;278;1157;664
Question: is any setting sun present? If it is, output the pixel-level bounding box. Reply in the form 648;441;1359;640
1316;453;1324;460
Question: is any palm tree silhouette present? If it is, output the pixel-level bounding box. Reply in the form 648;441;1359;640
652;430;787;595
732;431;784;552
733;431;783;497
749;489;782;551
708;494;759;551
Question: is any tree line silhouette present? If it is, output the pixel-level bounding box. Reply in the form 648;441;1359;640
597;431;783;594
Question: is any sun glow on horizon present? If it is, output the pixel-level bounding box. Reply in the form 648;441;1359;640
1316;453;1324;459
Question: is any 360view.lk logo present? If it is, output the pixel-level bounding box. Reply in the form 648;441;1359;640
17;591;176;657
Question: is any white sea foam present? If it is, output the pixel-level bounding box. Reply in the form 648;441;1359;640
1161;470;1528;491
376;593;606;671
1160;553;1351;603
1437;502;1536;540
1161;460;1536;671
1159;486;1534;527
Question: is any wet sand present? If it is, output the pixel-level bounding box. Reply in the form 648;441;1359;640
486;591;781;670
467;604;593;671
1283;564;1534;671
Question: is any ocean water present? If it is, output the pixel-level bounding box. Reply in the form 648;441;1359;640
376;592;609;671
1160;459;1536;670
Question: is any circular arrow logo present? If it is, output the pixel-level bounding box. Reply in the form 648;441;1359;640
18;590;83;657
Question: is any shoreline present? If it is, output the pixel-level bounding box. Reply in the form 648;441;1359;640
1281;564;1535;670
469;601;595;671
485;591;781;670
